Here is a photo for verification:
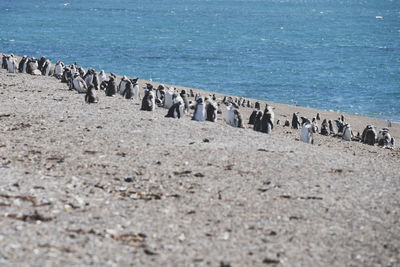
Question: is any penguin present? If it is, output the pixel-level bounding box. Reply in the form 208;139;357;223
38;56;46;72
300;118;317;144
165;93;185;118
260;104;274;134
131;79;140;100
253;110;263;132
291;112;300;129
387;120;392;127
248;102;261;125
72;72;88;93
320;119;330;136
206;100;218;122
1;54;8;69
190;89;195;97
284;120;290;127
54;61;65;79
27;57;39;75
342;124;352;141
18;55;28;73
377;128;392;147
118;75;129;95
316;113;321;120
122;80;134;99
361;125;376;145
164;87;175;109
42;59;54;76
155;84;165;105
224;104;235;126
141;87;155;111
85;84;98;104
233;109;243;128
7;55;17;73
179;90;190;113
312;117;319;133
328;120;335;135
98;70;107;86
192;97;207;121
84;68;95;87
335;119;345;134
105;76;117;96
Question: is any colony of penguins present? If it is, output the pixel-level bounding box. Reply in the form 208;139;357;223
1;53;395;149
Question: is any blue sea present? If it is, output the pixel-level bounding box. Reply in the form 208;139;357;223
1;0;399;121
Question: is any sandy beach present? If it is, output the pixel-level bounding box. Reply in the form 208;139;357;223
0;60;399;266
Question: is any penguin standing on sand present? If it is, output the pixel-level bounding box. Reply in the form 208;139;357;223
253;110;263;132
206;100;218;122
342;124;353;141
320;119;330;136
260;104;274;134
165;93;185;118
1;54;8;69
192;97;207;121
377;128;394;147
118;76;129;95
300;117;317;144
248;102;260;125
361;125;376;145
18;55;28;73
7;55;17;73
27;57;39;75
328;120;335;135
72;72;88;93
180;90;190;113
141;85;155;111
131;78;140;100
98;70;107;86
122;80;134;99
42;59;54;76
85;84;98;104
105;76;117;96
38;56;46;72
291;112;300;129
54;61;65;79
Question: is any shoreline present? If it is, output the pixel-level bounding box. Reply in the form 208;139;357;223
0;54;399;266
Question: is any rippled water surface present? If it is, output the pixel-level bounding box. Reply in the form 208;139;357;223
1;0;399;121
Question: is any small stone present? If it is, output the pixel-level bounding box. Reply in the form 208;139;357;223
124;177;133;183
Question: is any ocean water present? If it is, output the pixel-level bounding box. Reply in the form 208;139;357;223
0;0;399;121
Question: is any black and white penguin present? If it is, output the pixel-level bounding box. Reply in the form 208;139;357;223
180;90;190;113
7;54;17;73
377;128;394;147
38;56;46;72
192;97;207;121
118;75;129;95
42;59;54;76
72;72;88;93
361;125;376;145
328;120;335;135
206;100;218;122
155;84;165;105
342;124;352;141
248;102;261;125
27;57;39;75
85;84;98;104
164;87;175;109
165;93;185;118
260;104;274;134
98;70;107;86
1;54;8;69
105;76;117;96
300;117;317;144
130;78;140;100
122;80;134;99
291;112;300;129
253;110;263;132
83;68;96;88
141;86;155;111
18;55;28;73
190;89;195;97
320;119;330;136
316;113;321;120
54;61;65;79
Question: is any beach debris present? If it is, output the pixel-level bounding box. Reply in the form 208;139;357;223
6;210;52;223
124;177;133;183
262;257;280;264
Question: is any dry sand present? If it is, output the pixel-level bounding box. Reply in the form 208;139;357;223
0;64;399;266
